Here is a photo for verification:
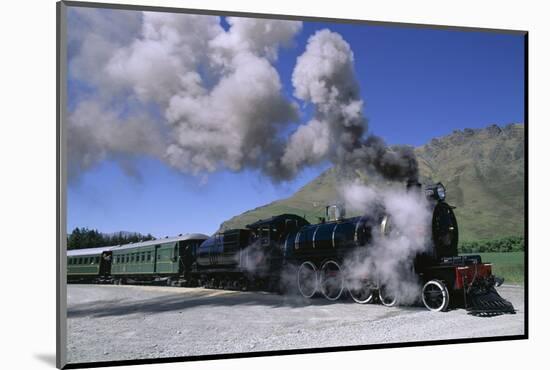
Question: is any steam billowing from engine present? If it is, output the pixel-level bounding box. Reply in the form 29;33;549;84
68;10;418;184
340;182;432;304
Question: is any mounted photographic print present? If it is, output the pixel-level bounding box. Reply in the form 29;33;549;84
56;1;527;368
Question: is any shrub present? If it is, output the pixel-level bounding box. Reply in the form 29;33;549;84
459;236;524;254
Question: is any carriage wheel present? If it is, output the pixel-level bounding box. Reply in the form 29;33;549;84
347;279;375;304
378;285;398;307
422;280;449;312
297;261;317;298
319;260;344;301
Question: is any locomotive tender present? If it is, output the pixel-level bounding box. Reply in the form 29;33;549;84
67;182;514;314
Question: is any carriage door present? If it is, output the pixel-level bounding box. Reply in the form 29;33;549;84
100;252;112;276
154;245;161;273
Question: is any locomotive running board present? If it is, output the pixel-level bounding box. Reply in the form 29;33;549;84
466;287;516;317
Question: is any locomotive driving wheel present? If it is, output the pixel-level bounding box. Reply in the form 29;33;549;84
347;279;375;304
297;261;318;298
319;260;345;301
378;285;398;307
421;280;449;312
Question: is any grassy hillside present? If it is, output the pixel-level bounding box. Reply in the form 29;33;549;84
416;123;524;240
220;123;525;242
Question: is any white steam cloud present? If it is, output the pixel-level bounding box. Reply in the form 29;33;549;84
68;9;417;183
341;182;432;304
283;29;418;181
68;9;302;181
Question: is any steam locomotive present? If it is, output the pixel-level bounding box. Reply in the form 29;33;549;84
67;182;515;315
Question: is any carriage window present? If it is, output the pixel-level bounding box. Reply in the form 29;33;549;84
141;253;145;262
147;252;151;261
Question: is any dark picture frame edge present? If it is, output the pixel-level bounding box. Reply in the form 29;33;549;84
57;1;68;368
61;0;528;35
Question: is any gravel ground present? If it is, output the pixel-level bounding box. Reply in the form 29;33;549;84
66;284;525;364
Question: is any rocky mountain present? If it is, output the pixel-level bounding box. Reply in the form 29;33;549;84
220;123;525;242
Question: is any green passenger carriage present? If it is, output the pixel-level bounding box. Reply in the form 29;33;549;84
67;233;209;285
67;246;116;283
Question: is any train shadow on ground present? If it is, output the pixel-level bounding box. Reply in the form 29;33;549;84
67;287;364;318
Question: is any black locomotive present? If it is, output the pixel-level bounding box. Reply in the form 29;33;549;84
185;182;514;314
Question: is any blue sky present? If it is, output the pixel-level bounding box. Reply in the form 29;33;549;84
67;10;524;237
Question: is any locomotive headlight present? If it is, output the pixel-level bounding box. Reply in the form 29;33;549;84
436;183;446;201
